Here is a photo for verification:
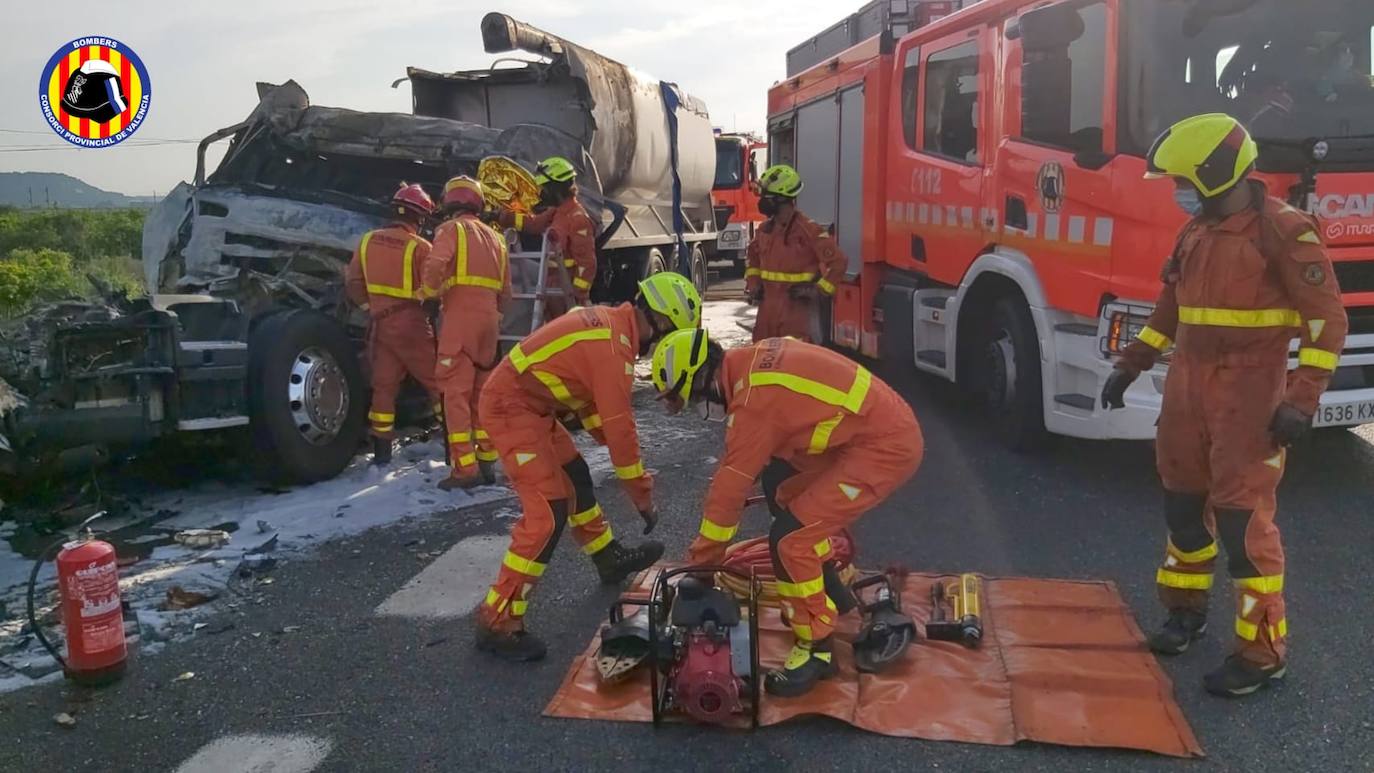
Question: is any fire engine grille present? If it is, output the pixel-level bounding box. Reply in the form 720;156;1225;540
1334;261;1374;294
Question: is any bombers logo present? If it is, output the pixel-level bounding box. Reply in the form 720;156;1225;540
38;36;151;148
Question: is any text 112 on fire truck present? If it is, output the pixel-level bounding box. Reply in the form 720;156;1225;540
770;0;1374;447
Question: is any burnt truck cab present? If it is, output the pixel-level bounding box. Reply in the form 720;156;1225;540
5;13;720;485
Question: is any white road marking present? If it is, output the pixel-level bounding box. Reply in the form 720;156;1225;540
175;734;332;773
375;534;507;619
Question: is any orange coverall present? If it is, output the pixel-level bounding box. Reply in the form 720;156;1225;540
345;223;440;439
689;338;924;644
422;213;512;477
745;211;848;342
1120;188;1348;667
477;304;653;632
503;197;598;316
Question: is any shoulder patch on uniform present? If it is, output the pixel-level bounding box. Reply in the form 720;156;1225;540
1303;263;1327;286
1297;230;1322;245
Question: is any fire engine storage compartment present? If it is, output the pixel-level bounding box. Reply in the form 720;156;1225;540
406;12;719;296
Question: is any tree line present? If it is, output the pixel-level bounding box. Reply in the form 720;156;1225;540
0;207;147;317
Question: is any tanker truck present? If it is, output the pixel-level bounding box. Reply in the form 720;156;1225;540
0;13;719;486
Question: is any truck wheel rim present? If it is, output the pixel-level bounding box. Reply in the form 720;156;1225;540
986;333;1017;410
287;347;349;446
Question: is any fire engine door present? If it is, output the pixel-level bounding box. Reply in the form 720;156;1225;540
902;28;990;281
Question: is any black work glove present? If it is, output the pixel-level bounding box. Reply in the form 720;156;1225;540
746;287;763;306
558;413;583;434
1269;402;1312;447
637;506;659;535
788;283;819;301
1100;365;1139;410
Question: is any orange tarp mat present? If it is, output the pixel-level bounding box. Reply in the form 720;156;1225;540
544;569;1204;758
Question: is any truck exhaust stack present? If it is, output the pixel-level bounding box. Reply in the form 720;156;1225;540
481;12;564;58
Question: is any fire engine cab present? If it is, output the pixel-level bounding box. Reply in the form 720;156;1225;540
770;0;1374;447
712;132;769;265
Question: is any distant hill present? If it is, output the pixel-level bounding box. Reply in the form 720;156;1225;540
0;172;159;209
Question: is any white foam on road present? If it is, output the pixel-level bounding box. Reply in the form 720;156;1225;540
175;733;332;773
375;535;507;619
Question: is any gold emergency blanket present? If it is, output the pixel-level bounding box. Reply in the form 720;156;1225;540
478;156;541;215
544;566;1204;758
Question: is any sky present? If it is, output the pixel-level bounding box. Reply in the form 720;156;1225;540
0;0;856;197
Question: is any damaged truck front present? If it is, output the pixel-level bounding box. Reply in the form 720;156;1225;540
4;12;717;486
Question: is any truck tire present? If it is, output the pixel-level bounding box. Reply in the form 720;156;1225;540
980;297;1048;451
689;244;707;296
247;310;367;483
641;247;668;279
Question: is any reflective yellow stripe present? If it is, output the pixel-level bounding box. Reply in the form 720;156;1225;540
760;270;816;283
440;225;505;292
580;413;603;430
1235;575;1284;594
509;328;613;373
582;529;615;555
456;453;477;468
808;414;844;455
484;588;507;612
1235;618;1259;641
615;461;645;480
531;371;586;410
447;432;472;444
569;505;603;527
563;259;576;268
1178;306;1302;328
1167;540;1218;564
368;411;396;422
750;366;871;413
778;576;826;598
790;625;814;644
572;276;592;290
699;519;738;542
816;278;836;295
813;539;832;558
744;268;761;278
1298;348;1339;371
1137;326;1174;352
502;551;546;577
514;213;526;230
475;429;491;440
1156;569;1214;590
476;450;500;462
1270;618;1288;640
361;233;418;299
509;600;529;616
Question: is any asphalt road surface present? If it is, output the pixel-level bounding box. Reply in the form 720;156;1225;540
2;283;1373;771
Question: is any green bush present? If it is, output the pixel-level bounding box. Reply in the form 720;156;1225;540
0;209;148;316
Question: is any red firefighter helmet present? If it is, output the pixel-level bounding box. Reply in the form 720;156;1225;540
391;183;436;218
442;175;485;212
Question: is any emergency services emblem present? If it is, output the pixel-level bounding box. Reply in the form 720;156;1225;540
1303;263;1327;286
1036;161;1066;213
38;37;151;148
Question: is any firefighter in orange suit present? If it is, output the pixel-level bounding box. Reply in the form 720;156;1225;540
652;329;924;697
1102;114;1347;698
422;176;511;491
475;273;704;661
345;183;442;465
499;156;597;317
745;164;848;342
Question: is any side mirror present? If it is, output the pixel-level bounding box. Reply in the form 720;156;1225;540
1011;4;1085;52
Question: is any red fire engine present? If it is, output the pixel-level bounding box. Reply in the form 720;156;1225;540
712;132;769;265
769;0;1374;447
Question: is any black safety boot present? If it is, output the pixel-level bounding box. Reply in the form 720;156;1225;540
1148;609;1208;655
1203;654;1286;698
479;460;498;485
591;540;665;584
765;638;838;698
475;626;547;662
437;472;483;492
371;436;392;466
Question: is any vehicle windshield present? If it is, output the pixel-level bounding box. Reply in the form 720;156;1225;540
714;138;745;188
1121;0;1374;154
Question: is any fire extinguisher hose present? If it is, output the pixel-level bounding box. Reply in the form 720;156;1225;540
26;536;70;671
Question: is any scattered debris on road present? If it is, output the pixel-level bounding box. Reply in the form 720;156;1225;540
173;529;231;549
52;711;76;729
160;586;218;611
172;671;195;683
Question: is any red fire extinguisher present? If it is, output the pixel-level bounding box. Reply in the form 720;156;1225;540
27;512;128;686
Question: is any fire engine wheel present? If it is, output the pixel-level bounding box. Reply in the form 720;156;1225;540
689;244;708;296
248;310;367;483
981;297;1048;451
641;247;668;279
